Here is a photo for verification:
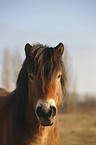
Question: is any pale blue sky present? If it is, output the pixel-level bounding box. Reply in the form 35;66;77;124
0;0;96;95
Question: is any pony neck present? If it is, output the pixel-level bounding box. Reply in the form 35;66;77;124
16;61;28;104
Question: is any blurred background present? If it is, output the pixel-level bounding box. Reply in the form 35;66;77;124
0;0;96;144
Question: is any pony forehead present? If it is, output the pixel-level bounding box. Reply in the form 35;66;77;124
27;44;63;93
29;44;62;74
31;44;54;59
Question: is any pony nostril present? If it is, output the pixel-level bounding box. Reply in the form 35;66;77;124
49;106;56;118
48;109;52;118
36;106;43;118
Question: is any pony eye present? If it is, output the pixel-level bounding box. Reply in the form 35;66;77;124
57;74;62;79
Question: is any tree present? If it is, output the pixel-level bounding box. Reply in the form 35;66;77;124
2;48;10;90
1;48;22;91
63;45;73;93
62;45;78;112
11;49;22;89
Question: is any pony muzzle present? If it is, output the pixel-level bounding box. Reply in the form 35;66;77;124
35;99;56;126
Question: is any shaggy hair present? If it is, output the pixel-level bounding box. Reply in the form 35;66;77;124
17;44;66;99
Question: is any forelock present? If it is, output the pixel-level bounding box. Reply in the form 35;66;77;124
28;44;63;93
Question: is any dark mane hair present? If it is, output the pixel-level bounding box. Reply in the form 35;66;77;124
17;44;66;100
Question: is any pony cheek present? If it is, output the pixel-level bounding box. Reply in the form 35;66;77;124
30;90;38;108
55;83;63;108
28;81;38;108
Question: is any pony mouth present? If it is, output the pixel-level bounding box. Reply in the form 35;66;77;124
41;122;53;126
39;119;54;127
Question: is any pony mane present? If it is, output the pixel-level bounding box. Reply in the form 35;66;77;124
16;44;66;98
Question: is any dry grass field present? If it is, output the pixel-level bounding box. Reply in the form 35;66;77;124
58;112;96;145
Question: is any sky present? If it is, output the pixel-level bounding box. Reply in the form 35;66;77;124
0;0;96;95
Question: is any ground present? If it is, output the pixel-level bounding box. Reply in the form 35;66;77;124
58;112;96;145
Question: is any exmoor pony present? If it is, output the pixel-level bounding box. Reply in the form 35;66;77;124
0;43;66;145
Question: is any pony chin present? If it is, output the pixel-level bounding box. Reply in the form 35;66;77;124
41;122;53;126
38;118;54;127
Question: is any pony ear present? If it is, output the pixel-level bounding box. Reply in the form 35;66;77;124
25;43;32;58
55;42;64;56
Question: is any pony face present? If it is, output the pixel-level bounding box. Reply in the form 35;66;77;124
28;70;63;126
25;43;66;126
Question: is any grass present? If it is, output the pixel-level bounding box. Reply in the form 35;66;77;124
58;112;96;145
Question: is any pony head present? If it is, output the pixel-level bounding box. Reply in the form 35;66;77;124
18;43;66;126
